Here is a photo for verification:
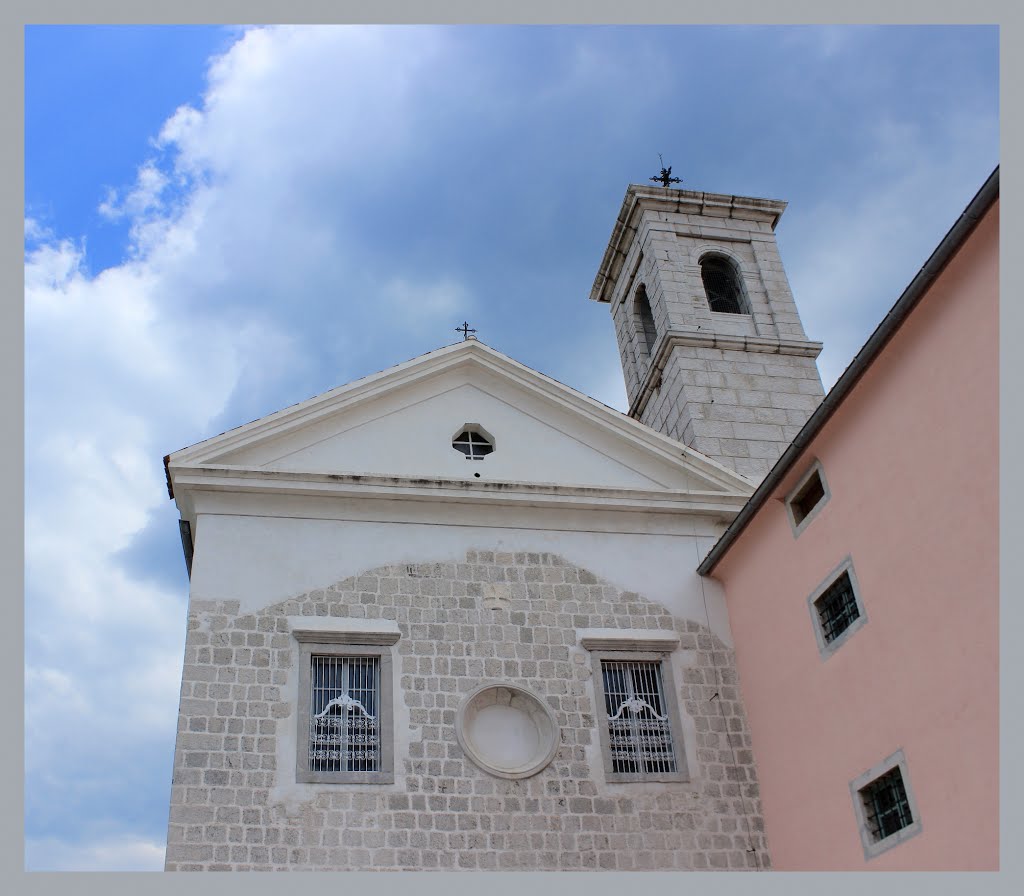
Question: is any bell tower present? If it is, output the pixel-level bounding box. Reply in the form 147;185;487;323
590;183;825;481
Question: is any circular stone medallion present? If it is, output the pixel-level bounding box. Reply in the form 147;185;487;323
455;682;560;779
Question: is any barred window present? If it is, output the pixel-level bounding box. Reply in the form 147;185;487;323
860;767;914;842
700;254;748;314
814;571;860;645
589;650;688;783
309;655;380;774
807;559;867;659
295;639;394;784
850;751;921;858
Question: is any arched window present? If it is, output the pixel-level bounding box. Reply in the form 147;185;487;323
700;255;747;314
635;284;658;356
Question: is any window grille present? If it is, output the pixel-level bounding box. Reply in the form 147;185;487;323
814;571;860;644
452;429;494;460
860;766;914;842
600;659;678;776
308;654;380;773
700;256;746;314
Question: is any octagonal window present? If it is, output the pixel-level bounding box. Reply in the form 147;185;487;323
452;426;494;460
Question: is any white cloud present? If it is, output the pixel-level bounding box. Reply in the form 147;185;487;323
781;108;998;389
24;28;479;865
379;275;469;322
25;834;166;872
98;162;169;221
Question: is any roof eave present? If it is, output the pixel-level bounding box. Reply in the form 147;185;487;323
697;165;1000;577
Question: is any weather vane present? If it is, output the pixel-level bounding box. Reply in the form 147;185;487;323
456;321;477;341
650;153;682;188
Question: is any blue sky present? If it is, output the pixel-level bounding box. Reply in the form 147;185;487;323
23;24;998;871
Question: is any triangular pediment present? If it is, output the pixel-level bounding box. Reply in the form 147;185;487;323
168;340;753;497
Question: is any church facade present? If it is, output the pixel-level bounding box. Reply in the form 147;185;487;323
162;170;998;871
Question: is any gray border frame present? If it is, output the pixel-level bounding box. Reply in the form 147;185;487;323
589;649;689;784
807;555;868;660
849;748;923;861
295;641;395;785
785;458;832;538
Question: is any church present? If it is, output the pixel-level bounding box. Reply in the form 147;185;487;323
162;167;998;871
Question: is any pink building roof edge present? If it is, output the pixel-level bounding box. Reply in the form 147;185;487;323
698;165;1000;576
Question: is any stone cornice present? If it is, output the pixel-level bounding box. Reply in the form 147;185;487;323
589;184;788;304
578;629;680;652
290;618;401;646
628;329;824;420
165;338;755;500
172;465;749;517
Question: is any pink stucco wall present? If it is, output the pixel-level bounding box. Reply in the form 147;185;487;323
713;200;998;870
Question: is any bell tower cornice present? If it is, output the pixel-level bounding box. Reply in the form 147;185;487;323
590;179;825;481
590;185;788;306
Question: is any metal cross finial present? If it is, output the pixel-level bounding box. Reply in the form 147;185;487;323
650;153;682;188
456;321;477;340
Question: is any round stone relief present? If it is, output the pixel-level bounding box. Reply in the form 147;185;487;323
455;682;560;780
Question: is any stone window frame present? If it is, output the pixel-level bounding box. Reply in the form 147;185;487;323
806;556;868;660
293;631;398;784
582;635;689;784
633;282;659;359
785;458;831;538
849;748;923;860
697;250;751;316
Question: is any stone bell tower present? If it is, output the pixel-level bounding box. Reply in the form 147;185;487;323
590;183;826;481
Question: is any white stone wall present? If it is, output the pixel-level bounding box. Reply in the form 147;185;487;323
165;548;769;871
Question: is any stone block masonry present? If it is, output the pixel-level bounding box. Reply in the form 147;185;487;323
596;185;826;481
641;345;825;481
166;550;769;871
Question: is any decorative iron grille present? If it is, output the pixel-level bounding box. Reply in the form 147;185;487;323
309;655;380;773
815;571;860;644
600;659;677;776
860;766;914;841
700;257;746;314
452;430;494;459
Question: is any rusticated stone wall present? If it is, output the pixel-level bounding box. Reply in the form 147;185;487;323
166;550;768;871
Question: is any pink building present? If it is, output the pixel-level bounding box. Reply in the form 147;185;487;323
698;169;999;869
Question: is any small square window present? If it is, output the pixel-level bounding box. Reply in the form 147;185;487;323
861;767;914;841
815;571;859;644
850;750;922;859
295;640;395;784
807;558;867;659
588;650;688;783
785;460;830;537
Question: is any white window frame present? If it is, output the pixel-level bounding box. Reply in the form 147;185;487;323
806;556;868;660
451;423;495;460
785;458;831;538
850;749;923;860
